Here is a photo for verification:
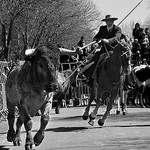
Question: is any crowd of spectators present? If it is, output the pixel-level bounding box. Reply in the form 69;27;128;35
132;23;150;66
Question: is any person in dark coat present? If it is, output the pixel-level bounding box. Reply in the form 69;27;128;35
79;14;122;87
93;15;121;48
78;36;88;61
132;23;143;42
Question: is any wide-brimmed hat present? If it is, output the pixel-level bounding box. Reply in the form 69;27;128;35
102;15;118;21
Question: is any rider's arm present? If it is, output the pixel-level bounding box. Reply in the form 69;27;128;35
107;26;122;44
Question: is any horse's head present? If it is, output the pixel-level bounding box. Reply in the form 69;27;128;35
25;44;60;92
118;42;132;75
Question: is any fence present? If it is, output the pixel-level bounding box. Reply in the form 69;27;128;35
0;61;8;121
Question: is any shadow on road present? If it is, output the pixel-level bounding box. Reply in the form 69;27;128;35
106;124;150;128
46;126;89;132
0;146;9;150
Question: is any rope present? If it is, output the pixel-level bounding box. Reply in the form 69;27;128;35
62;45;97;85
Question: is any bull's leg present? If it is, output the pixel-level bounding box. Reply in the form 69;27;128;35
7;103;16;142
24;118;35;150
13;116;23;146
19;102;35;150
34;101;51;147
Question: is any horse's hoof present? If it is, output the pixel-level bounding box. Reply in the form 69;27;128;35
13;138;22;146
98;119;104;127
82;115;88;120
116;110;120;115
89;114;95;120
7;129;15;142
123;111;127;115
25;143;35;150
34;131;44;146
55;109;60;114
88;119;95;126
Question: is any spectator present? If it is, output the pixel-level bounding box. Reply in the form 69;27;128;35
145;28;150;41
132;39;141;54
139;32;149;60
142;58;148;65
78;36;88;61
132;23;143;42
78;36;86;47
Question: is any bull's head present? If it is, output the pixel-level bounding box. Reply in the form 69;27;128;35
25;45;59;93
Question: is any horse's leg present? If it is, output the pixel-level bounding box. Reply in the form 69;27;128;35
55;94;64;114
88;98;102;126
13;116;23;146
98;89;118;127
121;90;125;113
7;102;16;143
122;91;128;115
82;87;95;120
87;83;100;126
34;101;51;147
116;93;121;115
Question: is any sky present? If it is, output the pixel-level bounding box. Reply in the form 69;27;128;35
92;0;150;25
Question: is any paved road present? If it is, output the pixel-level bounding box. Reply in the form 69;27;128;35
0;105;150;150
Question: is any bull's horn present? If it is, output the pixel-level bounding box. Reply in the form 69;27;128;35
25;49;36;56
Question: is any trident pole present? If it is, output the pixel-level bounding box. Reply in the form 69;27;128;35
117;0;144;26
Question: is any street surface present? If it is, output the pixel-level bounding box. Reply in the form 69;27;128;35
0;105;150;150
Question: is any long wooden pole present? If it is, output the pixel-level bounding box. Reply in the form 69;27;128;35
117;0;144;26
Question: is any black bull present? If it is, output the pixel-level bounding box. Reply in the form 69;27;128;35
5;45;59;150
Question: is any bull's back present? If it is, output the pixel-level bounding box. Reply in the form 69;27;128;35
5;68;21;105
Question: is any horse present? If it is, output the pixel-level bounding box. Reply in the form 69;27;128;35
82;42;131;127
54;69;77;114
5;44;59;150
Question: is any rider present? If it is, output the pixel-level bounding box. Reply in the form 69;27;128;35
79;14;122;87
